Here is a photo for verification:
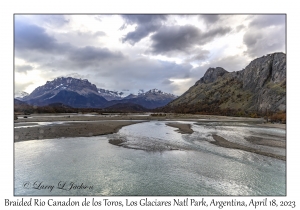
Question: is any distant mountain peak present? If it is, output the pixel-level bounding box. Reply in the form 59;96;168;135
97;88;125;101
22;77;107;108
138;88;177;97
147;88;160;93
14;91;29;101
18;76;178;109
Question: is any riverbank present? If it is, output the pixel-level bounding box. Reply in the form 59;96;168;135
212;135;286;161
14;113;266;123
14;121;146;142
14;113;285;142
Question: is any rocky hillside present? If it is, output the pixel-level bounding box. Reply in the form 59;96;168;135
160;52;286;116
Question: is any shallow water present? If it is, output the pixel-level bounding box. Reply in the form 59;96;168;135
14;121;286;196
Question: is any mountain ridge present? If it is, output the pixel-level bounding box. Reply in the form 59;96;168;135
18;77;176;109
104;88;177;109
160;52;286;115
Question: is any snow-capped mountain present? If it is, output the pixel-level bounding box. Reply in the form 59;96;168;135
19;77;178;109
139;88;177;99
123;94;138;99
23;77;107;108
97;88;125;101
14;91;29;101
105;88;178;109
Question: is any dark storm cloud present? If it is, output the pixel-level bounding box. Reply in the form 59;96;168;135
199;14;221;24
14;20;73;57
150;25;231;54
121;14;167;25
249;15;285;28
150;25;201;53
15;64;34;73
15;20;124;72
120;15;167;45
243;15;285;58
122;24;159;45
68;46;123;62
203;27;232;41
43;45;125;71
15;20;58;52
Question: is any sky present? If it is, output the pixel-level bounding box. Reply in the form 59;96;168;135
14;14;286;96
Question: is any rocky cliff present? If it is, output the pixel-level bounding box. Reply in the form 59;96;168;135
161;52;286;115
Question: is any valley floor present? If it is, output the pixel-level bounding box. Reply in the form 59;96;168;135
14;113;285;142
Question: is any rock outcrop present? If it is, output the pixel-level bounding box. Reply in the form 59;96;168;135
161;52;286;115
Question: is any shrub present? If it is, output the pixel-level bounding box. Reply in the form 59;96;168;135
269;112;286;124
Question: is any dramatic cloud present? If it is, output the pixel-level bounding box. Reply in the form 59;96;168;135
15;21;58;52
121;15;167;45
249;14;285;28
243;15;285;58
14;14;286;95
200;14;221;24
150;24;231;55
15;21;124;72
68;46;123;63
150;25;202;54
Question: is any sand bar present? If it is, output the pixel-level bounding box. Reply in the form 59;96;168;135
14;121;145;142
244;136;286;148
166;122;194;134
14;113;285;142
211;135;285;161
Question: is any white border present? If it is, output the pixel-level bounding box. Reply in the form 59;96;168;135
3;0;299;209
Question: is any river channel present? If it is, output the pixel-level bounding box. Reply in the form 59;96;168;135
14;120;286;196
